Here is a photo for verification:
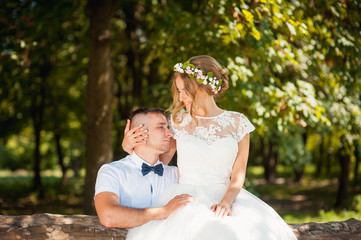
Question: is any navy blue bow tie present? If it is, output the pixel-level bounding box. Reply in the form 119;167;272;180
141;163;164;176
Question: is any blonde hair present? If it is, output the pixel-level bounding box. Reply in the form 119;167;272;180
170;55;229;124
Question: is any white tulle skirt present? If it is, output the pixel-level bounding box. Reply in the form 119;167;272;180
127;183;297;240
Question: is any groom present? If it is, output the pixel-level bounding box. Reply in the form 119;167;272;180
94;108;193;228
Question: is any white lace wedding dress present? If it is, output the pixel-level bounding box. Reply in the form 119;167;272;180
127;111;297;240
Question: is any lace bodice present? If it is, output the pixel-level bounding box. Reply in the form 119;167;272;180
170;111;255;185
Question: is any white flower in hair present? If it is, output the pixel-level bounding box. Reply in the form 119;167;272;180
173;60;223;94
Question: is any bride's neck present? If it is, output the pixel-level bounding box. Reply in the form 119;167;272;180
193;97;222;117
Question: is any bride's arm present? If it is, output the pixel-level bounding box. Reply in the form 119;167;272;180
210;134;250;217
159;138;177;165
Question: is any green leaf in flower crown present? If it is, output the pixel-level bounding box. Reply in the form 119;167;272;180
188;73;196;81
183;61;195;70
207;72;214;78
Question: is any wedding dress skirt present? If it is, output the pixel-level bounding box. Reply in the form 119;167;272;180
127;183;296;240
127;111;297;240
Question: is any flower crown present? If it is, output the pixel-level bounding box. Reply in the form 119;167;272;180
174;61;223;94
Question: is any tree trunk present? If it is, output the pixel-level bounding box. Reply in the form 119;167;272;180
113;75;131;160
84;0;120;214
326;136;332;175
294;168;304;183
124;1;143;106
70;155;81;178
31;61;50;198
335;139;351;208
262;140;277;183
113;95;128;160
354;142;360;185
294;132;307;183
54;132;68;185
148;59;160;87
113;0;146;160
316;135;324;176
32;113;43;198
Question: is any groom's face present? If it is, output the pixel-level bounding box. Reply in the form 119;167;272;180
145;113;173;153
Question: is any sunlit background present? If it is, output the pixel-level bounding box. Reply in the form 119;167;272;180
1;0;360;223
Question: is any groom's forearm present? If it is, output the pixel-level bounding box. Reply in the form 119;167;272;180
94;192;166;228
99;205;165;228
95;192;193;229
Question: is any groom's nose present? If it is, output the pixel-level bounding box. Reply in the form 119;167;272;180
165;128;173;137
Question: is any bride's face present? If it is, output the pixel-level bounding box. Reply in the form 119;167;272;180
175;76;192;111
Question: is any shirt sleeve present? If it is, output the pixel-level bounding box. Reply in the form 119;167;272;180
170;166;179;183
94;164;123;200
235;113;256;142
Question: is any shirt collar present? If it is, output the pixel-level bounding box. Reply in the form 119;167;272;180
131;151;162;169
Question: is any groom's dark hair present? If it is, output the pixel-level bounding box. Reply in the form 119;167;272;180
129;107;168;120
129;108;168;128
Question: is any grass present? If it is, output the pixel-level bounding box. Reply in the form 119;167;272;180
246;165;361;224
0;167;360;224
0;169;84;215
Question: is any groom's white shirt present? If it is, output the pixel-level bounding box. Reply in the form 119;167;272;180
95;151;178;208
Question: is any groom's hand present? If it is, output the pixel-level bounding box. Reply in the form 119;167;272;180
122;119;148;154
161;194;194;218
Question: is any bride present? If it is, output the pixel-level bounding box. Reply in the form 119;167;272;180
123;55;297;239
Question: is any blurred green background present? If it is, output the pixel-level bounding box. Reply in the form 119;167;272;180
1;0;360;223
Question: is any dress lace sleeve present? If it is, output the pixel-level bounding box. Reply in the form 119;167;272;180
235;113;255;142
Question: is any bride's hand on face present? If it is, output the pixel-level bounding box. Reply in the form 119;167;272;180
210;202;232;218
122;119;148;154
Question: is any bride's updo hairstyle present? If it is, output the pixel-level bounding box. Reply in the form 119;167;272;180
171;55;229;124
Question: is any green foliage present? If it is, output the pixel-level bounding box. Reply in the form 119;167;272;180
218;0;361;173
0;145;17;170
279;131;312;169
0;130;33;171
1;0;88;172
